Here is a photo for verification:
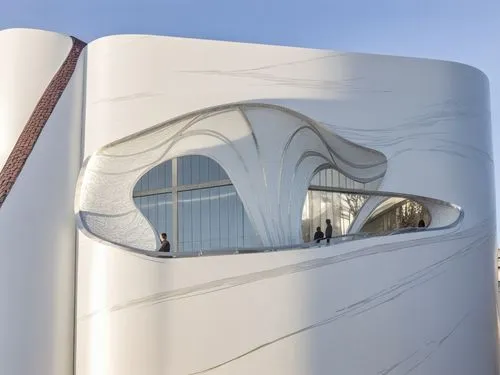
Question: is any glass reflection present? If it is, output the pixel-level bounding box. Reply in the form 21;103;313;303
301;190;431;242
309;167;379;191
361;199;430;233
133;155;259;252
178;186;259;251
303;167;431;242
301;191;368;241
134;161;430;251
178;155;228;186
134;193;173;239
134;160;173;193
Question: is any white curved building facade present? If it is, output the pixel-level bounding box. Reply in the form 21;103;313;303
0;28;498;375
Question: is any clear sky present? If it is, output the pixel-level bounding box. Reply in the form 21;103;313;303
2;0;500;234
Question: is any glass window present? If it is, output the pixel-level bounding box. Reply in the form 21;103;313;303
303;169;432;242
309;167;378;191
179;190;193;251
219;185;230;249
148;165;159;191
176;185;258;251
303;168;387;242
175;155;229;186
191;188;202;250
191;155;200;185
236;193;246;247
301;189;368;242
134;160;173;193
178;156;191;186
208;158;220;182
134;193;173;238
200;188;211;249
165;161;172;188
199;155;209;184
361;199;430;234
134;155;258;252
208;186;220;249
148;194;158;229
227;186;238;249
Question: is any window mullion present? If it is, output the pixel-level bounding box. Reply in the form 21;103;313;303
172;157;178;252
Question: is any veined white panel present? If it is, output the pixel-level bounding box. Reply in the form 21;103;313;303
0;49;85;375
0;29;72;170
83;35;493;221
77;35;497;375
76;223;496;375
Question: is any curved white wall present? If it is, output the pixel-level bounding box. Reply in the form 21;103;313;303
75;35;498;375
0;28;495;375
0;30;85;375
0;29;72;170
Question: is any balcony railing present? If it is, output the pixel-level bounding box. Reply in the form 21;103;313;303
149;227;431;258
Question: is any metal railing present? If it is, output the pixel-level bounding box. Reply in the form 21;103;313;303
149;227;430;258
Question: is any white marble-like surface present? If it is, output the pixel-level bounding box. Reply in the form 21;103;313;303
74;34;497;375
75;217;496;375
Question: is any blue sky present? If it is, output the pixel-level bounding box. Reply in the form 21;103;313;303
2;0;500;234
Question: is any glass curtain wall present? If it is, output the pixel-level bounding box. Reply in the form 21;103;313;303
361;199;430;233
302;168;375;242
303;168;430;241
178;186;259;251
310;168;380;191
134;193;173;243
301;191;368;242
135;163;431;250
133;155;260;252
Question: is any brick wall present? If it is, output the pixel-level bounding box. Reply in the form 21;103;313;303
0;37;86;208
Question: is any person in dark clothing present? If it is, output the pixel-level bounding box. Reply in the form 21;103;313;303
159;232;171;252
418;219;426;228
325;219;333;244
313;227;324;243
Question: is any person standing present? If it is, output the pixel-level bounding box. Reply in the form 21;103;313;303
313;227;324;243
159;232;171;252
325;219;333;244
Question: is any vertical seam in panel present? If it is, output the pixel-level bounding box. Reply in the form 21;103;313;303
172;157;178;252
72;45;87;375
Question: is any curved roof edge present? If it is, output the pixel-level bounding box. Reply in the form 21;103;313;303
0;27;83;42
0;27;488;79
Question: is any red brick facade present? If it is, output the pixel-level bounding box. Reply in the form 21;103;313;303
0;37;86;208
